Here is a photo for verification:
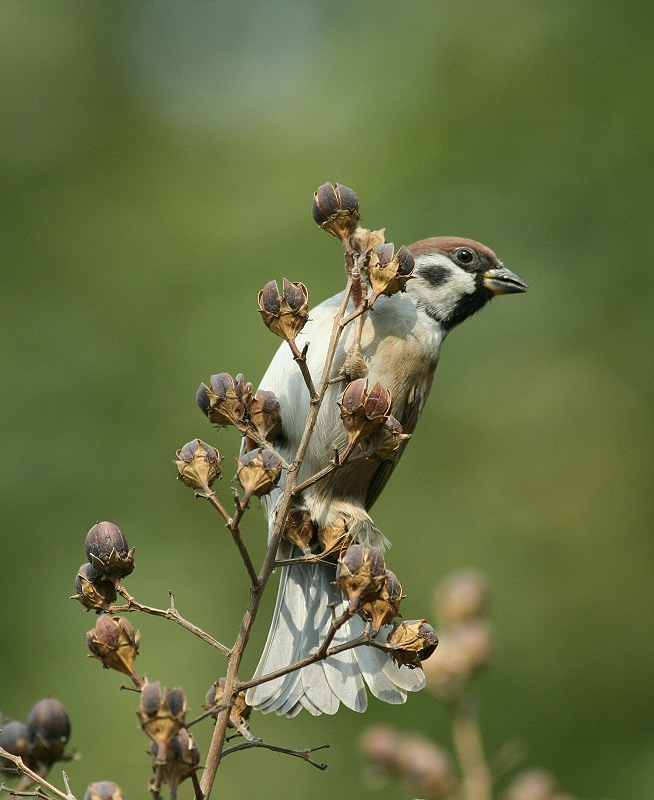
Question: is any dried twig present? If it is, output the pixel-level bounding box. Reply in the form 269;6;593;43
0;750;75;800
107;587;231;657
221;741;329;771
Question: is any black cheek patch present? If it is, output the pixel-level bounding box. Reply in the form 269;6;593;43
420;265;450;287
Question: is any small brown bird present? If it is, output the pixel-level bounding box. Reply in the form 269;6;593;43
246;236;527;716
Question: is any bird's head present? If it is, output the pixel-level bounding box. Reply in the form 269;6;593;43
406;237;527;330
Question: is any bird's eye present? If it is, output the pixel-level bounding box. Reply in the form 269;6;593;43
455;248;474;265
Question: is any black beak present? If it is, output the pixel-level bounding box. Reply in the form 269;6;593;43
482;265;528;295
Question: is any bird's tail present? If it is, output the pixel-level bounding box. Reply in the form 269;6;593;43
245;553;425;716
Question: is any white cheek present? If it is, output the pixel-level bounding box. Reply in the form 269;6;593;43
440;266;476;306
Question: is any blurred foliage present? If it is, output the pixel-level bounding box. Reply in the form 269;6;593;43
1;1;653;798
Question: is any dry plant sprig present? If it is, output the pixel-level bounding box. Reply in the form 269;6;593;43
107;587;230;657
221;741;330;771
0;751;75;800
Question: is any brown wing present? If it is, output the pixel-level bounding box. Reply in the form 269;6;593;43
364;369;436;511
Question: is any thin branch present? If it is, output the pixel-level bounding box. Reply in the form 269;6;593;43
201;490;259;587
288;341;318;401
108;587;231;657
0;750;75;800
221;740;329;771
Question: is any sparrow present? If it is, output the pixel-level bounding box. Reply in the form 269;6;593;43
245;236;527;717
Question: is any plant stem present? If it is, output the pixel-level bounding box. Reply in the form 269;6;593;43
450;696;493;800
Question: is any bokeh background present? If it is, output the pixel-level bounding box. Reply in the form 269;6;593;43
2;1;653;798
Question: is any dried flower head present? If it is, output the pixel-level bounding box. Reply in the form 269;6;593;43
334;544;386;612
0;720;33;772
153;728;201;793
25;698;71;768
387;619;439;669
138;682;187;764
350;227;387;258
312;182;360;243
236;447;283;505
86;615;141;685
72;562;117;611
358;569;405;636
204;678;251;731
83;782;127;800
258;279;309;345
282;503;316;554
363;415;411;462
504;769;559;800
366;242;415;300
174;439;223;494
249;389;283;443
85;522;134;582
197;372;252;429
316;514;351;558
338;379;393;456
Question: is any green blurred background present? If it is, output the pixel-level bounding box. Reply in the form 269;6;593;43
2;1;653;798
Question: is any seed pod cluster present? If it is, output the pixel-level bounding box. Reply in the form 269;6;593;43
197;374;283;445
366;242;415;300
137;682;187;765
312;182;360;243
258;278;309;347
236;447;283;506
71;522;134;612
386;620;439;669
338;379;393;458
174;438;223;494
86;615;141;687
204;678;251;734
0;698;72;775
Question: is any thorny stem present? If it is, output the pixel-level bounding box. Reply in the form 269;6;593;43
221;741;330;771
200;278;356;798
449;696;493;800
108;586;231;657
0;749;75;800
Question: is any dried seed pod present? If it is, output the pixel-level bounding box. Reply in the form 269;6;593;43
85;522;134;581
197;372;252;429
316;514;351;558
358;724;401;776
0;720;33;771
258;278;309;344
338;379;392;454
153;728;201;793
25;698;71;768
137;682;187;764
86;615;141;683
204;679;251;730
364;415;411;462
249;389;282;443
504;769;558;800
311;182;360;243
174;439;223;493
236;447;283;505
350;227;387;257
366;242;415;300
387;619;439;669
358;569;405;636
282;503;316;554
334;544;386;612
72;562;117;611
83;782;127;800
